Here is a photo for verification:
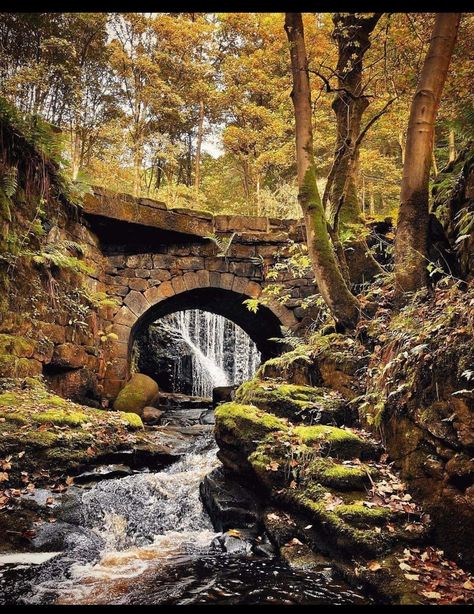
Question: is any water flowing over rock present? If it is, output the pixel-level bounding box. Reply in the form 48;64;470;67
135;310;261;397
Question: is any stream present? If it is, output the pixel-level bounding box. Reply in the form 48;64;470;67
0;429;369;605
0;310;370;604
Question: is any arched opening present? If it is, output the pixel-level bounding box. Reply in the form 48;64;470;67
129;287;284;396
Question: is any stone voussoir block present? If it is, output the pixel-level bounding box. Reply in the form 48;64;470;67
171;275;187;295
114;305;138;327
244;281;262;298
231;276;248;294
219;273;235;291
183;271;201;291
123;290;150;317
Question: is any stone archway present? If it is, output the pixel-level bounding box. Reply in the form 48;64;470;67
103;271;296;398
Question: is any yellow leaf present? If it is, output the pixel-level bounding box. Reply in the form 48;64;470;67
367;561;382;572
421;591;442;600
404;574;420;581
227;529;241;538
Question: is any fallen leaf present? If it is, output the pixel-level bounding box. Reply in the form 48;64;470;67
399;562;414;572
0;472;9;482
289;480;297;489
227;529;241;538
421;591;442;600
367;561;382;572
404;574;420;581
463;580;474;590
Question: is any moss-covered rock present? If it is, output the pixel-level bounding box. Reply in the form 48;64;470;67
293;424;379;460
113;373;159;416
305;458;373;490
215;402;287;454
214;402;288;475
234;378;346;425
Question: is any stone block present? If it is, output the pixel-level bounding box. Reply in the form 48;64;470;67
157;280;175;298
244;281;262;298
51;343;87;369
112;323;131;345
152;254;179;269
214;215;268;233
209;272;222;287
171;256;205;272
232;276;248;294
229;261;255;277
37;322;66;345
196;269;210;287
205;257;229;272
143;285;164;305
183;271;200;291
227;243;256;258
219;273;235;291
149;269;171;281
105;357;128;381
114;305;137;327
134;268;151;279
125;254;153;269
171;275;187;295
124;291;150;317
128;278;148;292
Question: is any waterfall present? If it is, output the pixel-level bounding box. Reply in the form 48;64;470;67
166;310;261;397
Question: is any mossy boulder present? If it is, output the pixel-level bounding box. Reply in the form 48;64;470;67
306;458;373;490
234;378;346;425
294;424;379;460
214;402;288;474
113;373;159;416
215;402;288;454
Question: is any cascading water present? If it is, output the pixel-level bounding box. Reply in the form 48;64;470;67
0;432;369;605
168;310;261;397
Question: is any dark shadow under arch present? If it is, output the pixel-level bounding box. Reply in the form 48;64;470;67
130;287;284;362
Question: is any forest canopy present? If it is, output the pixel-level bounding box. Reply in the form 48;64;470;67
0;12;472;220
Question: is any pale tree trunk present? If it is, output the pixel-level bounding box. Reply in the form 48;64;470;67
394;13;461;297
194;99;205;193
432;143;439;177
398;131;406;164
370;192;375;216
133;145;142;198
284;13;360;330
71;131;82;182
448;129;456;162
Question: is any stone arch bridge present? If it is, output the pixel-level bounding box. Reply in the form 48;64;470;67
82;187;316;398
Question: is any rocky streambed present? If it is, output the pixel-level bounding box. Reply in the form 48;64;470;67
0;402;369;606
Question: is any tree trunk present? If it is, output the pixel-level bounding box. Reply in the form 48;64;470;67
133;145;142;197
328;13;384;283
71;130;82;182
448;128;456;163
284;13;360;330
432;145;439;178
394;13;461;297
398;131;406;165
194;99;205;193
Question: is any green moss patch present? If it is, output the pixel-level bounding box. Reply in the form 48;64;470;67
215;402;288;454
234;378;345;424
306;458;372;490
294;424;376;459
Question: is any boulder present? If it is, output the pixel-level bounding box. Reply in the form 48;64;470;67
142;406;164;425
200;466;261;532
213;385;236;407
113;373;159;416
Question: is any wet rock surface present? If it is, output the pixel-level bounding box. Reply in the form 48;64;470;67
200;466;261;532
